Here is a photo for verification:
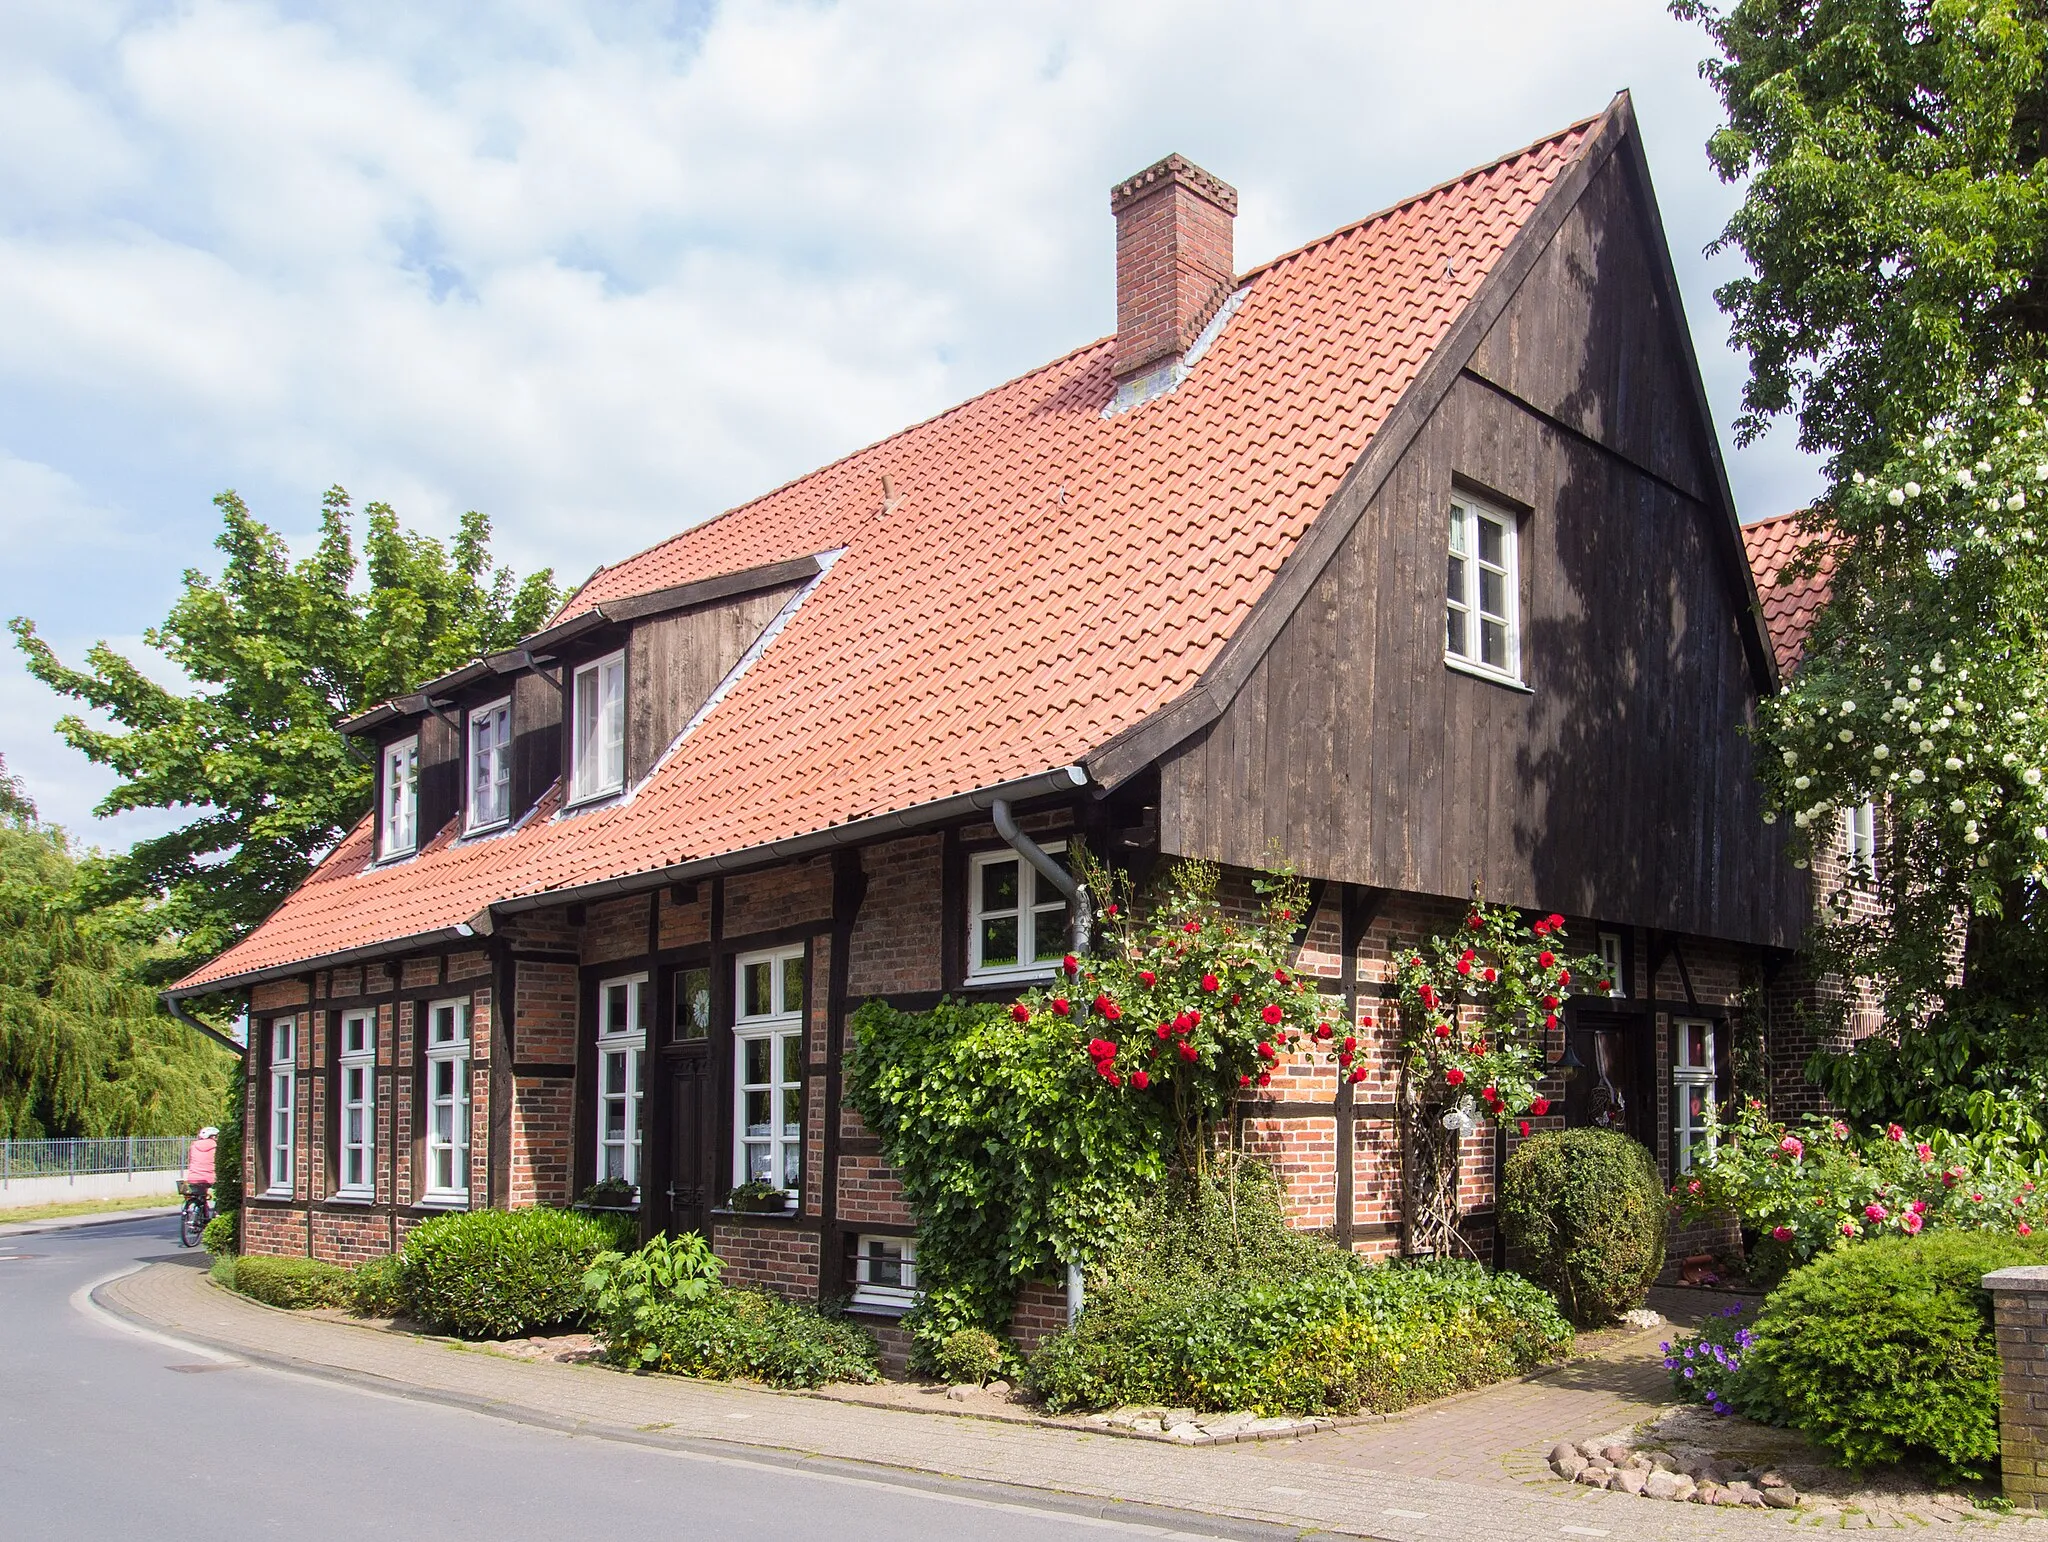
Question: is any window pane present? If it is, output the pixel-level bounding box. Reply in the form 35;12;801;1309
782;1086;802;1136
782;955;804;1017
743;961;772;1018
604;1052;626;1095
677;968;710;1039
601;659;625;788
605;985;628;1035
745;1036;771;1086
1446;605;1466;657
1687;1024;1707;1067
1478;566;1505;619
745;1087;771;1134
1686;1084;1707;1121
1446;553;1464;606
781;1142;800;1189
781;1033;803;1085
1477;515;1504;567
746;1143;772;1182
1481;619;1506;669
433;1149;452;1192
433;1101;453;1143
979;916;1019;967
1031;900;1069;962
980;858;1019;915
1448;505;1467;556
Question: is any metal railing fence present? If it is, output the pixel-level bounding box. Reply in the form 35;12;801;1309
0;1137;192;1184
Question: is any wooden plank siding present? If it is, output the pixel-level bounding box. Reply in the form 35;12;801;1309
1157;152;1805;949
624;580;807;786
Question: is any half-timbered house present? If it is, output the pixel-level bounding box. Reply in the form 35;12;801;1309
170;93;1820;1349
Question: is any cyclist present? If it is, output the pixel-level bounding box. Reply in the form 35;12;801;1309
182;1125;219;1228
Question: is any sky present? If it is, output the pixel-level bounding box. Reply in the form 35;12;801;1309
0;0;1824;848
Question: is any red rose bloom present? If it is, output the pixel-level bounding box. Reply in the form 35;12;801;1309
1434;1023;1451;1039
1231;993;1241;1005
1183;920;1200;934
1177;1042;1197;1062
1155;1022;1170;1039
1467;913;1484;930
1445;1068;1466;1087
1186;1010;1201;1027
1361;1013;1375;1028
1556;969;1571;986
1547;913;1564;930
1482;967;1496;983
1051;998;1071;1016
1104;1069;1122;1087
1482;1086;1498;1102
1131;1070;1149;1090
1316;1022;1332;1040
1256;1070;1271;1087
1274;968;1289;984
1256;1041;1274;1060
1349;1067;1366;1083
1598;978;1613;993
1086;1038;1115;1060
1261;1003;1284;1025
1545;1013;1559;1029
1518;1120;1530;1137
1341;1035;1357;1054
1338;1051;1353;1067
1238;1073;1250;1087
1139;970;1156;988
1530;1098;1550;1117
1418;984;1438;1009
1537;950;1555;969
1010;1002;1030;1023
1063;954;1079;975
1456;958;1473;976
1201;973;1219;992
1542;994;1560;1010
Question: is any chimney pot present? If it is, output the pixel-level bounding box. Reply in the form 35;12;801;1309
1109;153;1237;383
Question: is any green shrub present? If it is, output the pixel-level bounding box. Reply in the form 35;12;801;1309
933;1327;1005;1386
1751;1230;2048;1481
1499;1128;1666;1325
1030;1256;1570;1415
227;1253;355;1310
596;1286;879;1387
350;1254;409;1318
399;1207;625;1338
201;1210;238;1257
584;1233;723;1361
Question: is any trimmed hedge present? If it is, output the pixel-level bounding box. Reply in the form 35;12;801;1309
200;1209;238;1257
223;1254;354;1310
1751;1230;2048;1481
1499;1128;1666;1326
399;1207;631;1338
349;1253;408;1318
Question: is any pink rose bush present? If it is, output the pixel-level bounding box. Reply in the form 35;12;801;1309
1675;1099;2048;1282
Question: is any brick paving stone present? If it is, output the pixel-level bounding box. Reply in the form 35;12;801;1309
102;1259;2045;1542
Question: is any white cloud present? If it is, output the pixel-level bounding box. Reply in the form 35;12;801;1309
0;0;1825;842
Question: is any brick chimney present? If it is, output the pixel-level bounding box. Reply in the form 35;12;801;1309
1110;153;1238;383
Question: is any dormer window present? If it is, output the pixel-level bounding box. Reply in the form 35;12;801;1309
570;651;626;805
380;736;418;858
468;697;512;832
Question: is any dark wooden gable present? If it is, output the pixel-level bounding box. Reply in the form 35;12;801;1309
1151;120;1806;948
623;579;808;785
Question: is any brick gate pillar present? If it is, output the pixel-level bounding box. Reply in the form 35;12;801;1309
1984;1266;2048;1507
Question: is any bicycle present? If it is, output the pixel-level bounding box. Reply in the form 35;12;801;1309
178;1181;213;1249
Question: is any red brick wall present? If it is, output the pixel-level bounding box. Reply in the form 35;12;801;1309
511;1078;574;1207
448;948;491;983
583;895;649;966
712;1224;820;1298
659;889;711;950
724;860;833;938
1012;1279;1067;1355
515;960;578;1062
1111;161;1235;379
401;955;443;991
836;1154;913;1227
847;836;942;997
243;1206;303;1258
312;1209;390;1267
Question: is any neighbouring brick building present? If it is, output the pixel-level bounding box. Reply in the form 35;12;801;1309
172;93;1850;1345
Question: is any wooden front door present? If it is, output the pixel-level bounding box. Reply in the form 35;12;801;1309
656;962;717;1237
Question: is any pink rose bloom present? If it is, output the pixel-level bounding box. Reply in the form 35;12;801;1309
1780;1136;1804;1158
2022;1223;2035;1237
1841;1220;1858;1237
1770;1225;1793;1242
1865;1203;1888;1223
1911;1199;1927;1215
1831;1120;1850;1140
1886;1123;1906;1142
1915;1142;1933;1162
1902;1211;1924;1235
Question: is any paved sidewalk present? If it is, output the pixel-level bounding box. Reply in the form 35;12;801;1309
100;1259;2032;1542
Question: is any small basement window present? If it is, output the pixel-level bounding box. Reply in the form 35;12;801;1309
380;735;419;858
570;651;626;805
1445;493;1521;684
851;1235;919;1312
967;842;1070;984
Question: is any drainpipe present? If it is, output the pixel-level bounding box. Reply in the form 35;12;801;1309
990;799;1092;955
162;994;246;1057
993;796;1094;1325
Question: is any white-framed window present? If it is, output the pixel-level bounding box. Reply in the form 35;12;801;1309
569;651;626;805
380;735;419;858
596;974;648;1192
468;697;513;832
1445;493;1520;682
423;999;471;1205
336;1009;375;1199
1598;932;1627;999
851;1235;919;1312
734;947;805;1200
1846;801;1877;878
967;842;1071;983
1673;1018;1718;1173
265;1017;296;1197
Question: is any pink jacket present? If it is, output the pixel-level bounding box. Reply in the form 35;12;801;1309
184;1135;217;1185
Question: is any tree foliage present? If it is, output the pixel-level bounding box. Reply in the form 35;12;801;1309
11;487;558;978
0;821;233;1138
1675;0;2048;465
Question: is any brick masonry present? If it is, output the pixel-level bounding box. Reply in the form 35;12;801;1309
712;1223;820;1298
1012;1279;1068;1356
1986;1267;2048;1507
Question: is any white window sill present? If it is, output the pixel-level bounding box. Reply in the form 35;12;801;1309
260;1186;293;1200
966;964;1061;988
1444;654;1533;693
329;1189;374;1204
850;1290;920;1317
463;819;509;839
372;848;418;867
416;1194;470;1210
562;786;624;813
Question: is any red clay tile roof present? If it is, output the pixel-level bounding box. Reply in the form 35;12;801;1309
177;114;1600;993
1742;511;1832;676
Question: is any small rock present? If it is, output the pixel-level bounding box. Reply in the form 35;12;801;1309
1621;1307;1667;1330
1644;1471;1681;1501
985;1380;1010;1395
1670;1476;1697;1504
1577;1441;1605;1463
1549;1441;1580;1466
1169;1425;1204;1443
1131;1418;1163;1434
1757;1470;1786;1489
1713;1487;1746;1507
1613;1469;1647;1497
1600;1443;1632;1465
1552;1456;1587;1482
1692;1484;1719;1505
1575;1468;1612;1489
1624;1454;1653;1472
1763;1488;1800;1510
946;1386;970;1402
1244;1417;1299;1434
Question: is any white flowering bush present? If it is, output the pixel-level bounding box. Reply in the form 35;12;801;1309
1756;381;2048;1024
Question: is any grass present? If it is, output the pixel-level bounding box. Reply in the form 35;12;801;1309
0;1192;181;1224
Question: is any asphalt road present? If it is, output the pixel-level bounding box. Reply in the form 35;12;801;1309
0;1217;1246;1542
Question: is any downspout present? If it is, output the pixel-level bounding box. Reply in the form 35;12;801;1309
163;994;246;1057
991;795;1094;1323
